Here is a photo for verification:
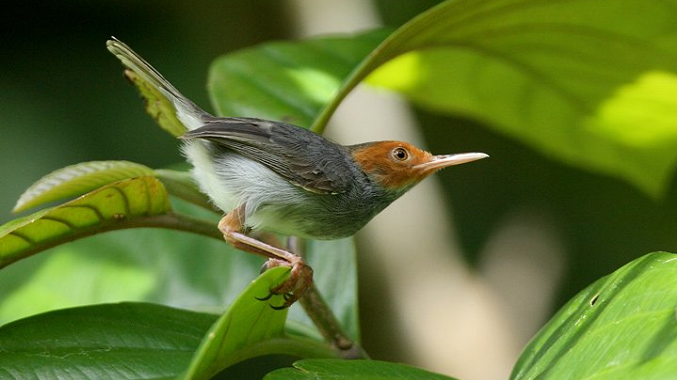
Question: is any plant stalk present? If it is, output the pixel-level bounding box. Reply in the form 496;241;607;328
287;237;366;358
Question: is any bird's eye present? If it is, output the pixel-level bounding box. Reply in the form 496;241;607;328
392;147;409;161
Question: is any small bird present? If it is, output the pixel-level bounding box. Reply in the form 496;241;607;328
107;38;487;307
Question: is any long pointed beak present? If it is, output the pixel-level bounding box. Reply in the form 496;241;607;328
414;152;489;174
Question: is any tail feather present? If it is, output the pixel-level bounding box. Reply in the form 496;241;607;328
106;37;209;131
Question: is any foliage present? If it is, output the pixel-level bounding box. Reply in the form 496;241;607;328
511;252;677;380
1;0;677;378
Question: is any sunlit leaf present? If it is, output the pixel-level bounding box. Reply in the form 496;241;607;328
512;251;677;380
366;0;677;197
209;0;677;196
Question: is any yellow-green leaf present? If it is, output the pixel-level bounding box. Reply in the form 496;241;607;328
366;0;677;197
0;176;171;268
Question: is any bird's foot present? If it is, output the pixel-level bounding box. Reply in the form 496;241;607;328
218;209;313;309
258;256;314;309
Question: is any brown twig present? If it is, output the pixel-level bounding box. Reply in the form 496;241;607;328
289;237;368;358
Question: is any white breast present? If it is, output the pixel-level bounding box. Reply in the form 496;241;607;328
180;140;304;232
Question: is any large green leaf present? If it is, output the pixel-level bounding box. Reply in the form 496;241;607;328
0;270;336;380
208;29;391;128
0;302;216;380
265;359;458;380
512;251;677;380
0;176;173;268
367;0;677;197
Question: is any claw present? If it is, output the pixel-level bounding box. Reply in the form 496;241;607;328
255;257;314;309
270;302;288;311
268;291;299;310
255;292;275;302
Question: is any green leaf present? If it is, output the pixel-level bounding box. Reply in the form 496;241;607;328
512;251;677;380
366;0;677;197
183;266;289;379
0;176;171;268
182;267;338;380
208;29;391;128
0;302;217;380
13;160;155;213
265;359;459;380
0;271;338;380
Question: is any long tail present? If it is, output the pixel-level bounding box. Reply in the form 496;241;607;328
106;37;208;132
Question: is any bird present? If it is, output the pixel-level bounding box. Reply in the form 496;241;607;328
106;37;488;308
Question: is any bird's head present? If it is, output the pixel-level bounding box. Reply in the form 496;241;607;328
350;141;488;193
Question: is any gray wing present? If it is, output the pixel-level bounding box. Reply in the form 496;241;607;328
180;117;355;194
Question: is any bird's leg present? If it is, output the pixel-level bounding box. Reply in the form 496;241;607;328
218;205;313;308
252;231;284;250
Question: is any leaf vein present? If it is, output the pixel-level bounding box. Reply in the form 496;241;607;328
41;215;77;229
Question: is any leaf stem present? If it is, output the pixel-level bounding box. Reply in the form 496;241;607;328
309;33;395;135
128;212;223;240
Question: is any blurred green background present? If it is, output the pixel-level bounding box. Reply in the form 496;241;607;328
2;1;677;379
0;0;290;215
